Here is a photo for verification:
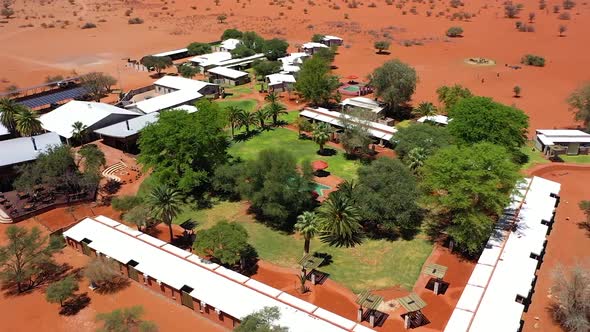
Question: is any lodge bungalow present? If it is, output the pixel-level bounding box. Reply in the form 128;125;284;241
534;129;590;157
207;67;250;86
62;216;375;332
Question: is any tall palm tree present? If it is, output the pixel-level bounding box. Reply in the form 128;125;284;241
146;185;183;242
406;147;427;173
312;122;331;154
295;211;319;255
0;98;24;134
317;192;363;248
238;109;256;135
264;91;279;104
266;102;288;126
336;180;357;202
413;102;438;118
14;107;43;137
254;108;269;129
71;121;88;144
227;106;242;138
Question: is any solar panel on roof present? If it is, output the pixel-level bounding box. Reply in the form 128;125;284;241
17;86;88;108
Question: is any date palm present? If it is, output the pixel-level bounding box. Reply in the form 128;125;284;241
254;108;269;129
317;191;363;247
71;121;88;144
312;122;332;154
14;107;43;137
413;102;438;118
0;98;25;134
238;109;257;135
265;92;288;125
295;211;319;254
146;185;183;242
227;106;241;138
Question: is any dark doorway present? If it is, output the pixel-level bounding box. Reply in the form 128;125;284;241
180;285;195;309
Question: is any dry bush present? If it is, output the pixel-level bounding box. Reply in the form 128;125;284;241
558;12;571;20
550;263;590;332
81;22;96;29
84;258;129;294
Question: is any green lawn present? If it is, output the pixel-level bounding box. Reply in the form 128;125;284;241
395;120;412;129
520;141;550;170
223;85;255;98
215;99;258;112
560;154;590;163
229;128;361;181
173;201;433;291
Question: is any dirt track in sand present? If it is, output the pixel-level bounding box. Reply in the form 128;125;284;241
2;0;589;135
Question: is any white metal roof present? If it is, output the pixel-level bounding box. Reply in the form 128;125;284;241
535;129;590;145
39;101;139;139
63;217;374;332
207;66;249;79
302;42;329;49
151;48;188;58
266;73;296;86
190;52;232;67
220;38;241;51
322;35;343;41
216;53;266;68
444;176;561;332
154;76;215;92
340;97;384;114
127;90;203;114
417;115;450;126
279;53;308;65
0;132;62;167
94;113;158;138
0;123;9;136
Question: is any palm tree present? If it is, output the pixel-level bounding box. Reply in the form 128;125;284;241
71;121;88;144
336;180;357;202
317;192;363;248
406;147;427;173
413;102;438;118
295;211;319;254
146;185;183;242
312;122;331;154
0;98;25;134
238;109;256;135
254;108;269;129
264;92;287;125
264;91;279;104
227;106;242;138
14;107;42;137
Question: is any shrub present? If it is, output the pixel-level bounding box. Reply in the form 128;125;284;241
505;3;521;18
562;0;576;10
81;22;96;29
539;0;547;10
124;9;133;16
446;26;463;37
128;17;143;24
521;54;545;67
558;12;571;20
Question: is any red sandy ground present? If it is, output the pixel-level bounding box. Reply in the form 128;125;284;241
2;1;590;136
519;164;590;332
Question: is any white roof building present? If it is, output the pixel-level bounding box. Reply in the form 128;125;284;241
63;216;375;332
0;132;62;167
126;90;203;114
444;176;561;332
278;52;309;73
207;66;249;79
535;129;590;145
417;115;450;126
340;97;384;114
266;73;296;87
190;52;232;67
40;101;140;139
94;113;159;139
322;35;343;42
153;76;215;92
302;42;329;50
151;48;188;58
219;38;241;51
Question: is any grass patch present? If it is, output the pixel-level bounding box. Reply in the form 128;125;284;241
173;201;433;291
559;154;590;163
520;141;550;170
395;120;412;129
229;128;361;181
277;110;299;125
215;99;257;113
223;85;254;98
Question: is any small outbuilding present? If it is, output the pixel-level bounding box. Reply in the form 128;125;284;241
190;52;233;73
535;129;590;156
216;38;241;52
154;76;219;97
207;67;250;86
340;97;384;115
125;90;203;114
265;73;296;93
321;35;344;47
301;42;329;55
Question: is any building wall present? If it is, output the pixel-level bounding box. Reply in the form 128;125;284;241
64;236;240;330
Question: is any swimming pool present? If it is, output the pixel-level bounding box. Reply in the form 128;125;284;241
314;183;332;197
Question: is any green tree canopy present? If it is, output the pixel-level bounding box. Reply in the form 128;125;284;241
178;64;199;78
237;149;314;230
354;158;421;236
0;226;61;293
146;184;183;242
294;56;339;106
45;275;78;307
312;122;332;154
369;59;418;115
318;191;364;247
0;97;26;134
420;143;521;255
393;123;452;161
311;34;325;43
111;195;143;213
187;42;212;56
295;211;319;254
263;38;289;61
436;84;472;111
241;31;265;53
193;221;254;268
252;60;281;79
447;96;529;151
78;144;106;174
96;306;158;332
80;72;117;102
138;101;229;193
231;44;257;58
374;40;391;53
140;56;173;75
313;47;336;63
221;28;243;40
14;107;42;137
567;82;590;131
235;306;289;332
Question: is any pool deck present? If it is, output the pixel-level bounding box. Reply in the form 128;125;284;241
313;174;342;202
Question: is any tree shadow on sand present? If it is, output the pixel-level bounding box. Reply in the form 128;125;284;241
59;293;91;316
